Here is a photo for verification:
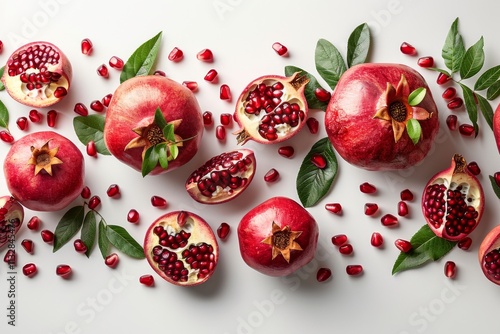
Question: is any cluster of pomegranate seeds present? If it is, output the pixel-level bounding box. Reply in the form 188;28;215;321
446;115;458;131
306;117;319;134
74;102;89;116
197;49;214;62
88;195;101;210
398;201;409;217
16;117;29;131
21;239;34;254
278;146;294;158
316;267;332;282
381;214;398;227
168;47;183;62
27;216;41;230
314;87;331;102
73;239;88;253
90;100;105;112
444;261;457;278
22;263;37;277
466;161;481;175
81;38;93;55
220;84;231;100
204;69;218;82
264;168;280;183
364;203;379;216
139;274;155;287
272;42;288;56
370;232;384;247
127;209;140;223
447;97;464;110
394;239;412;253
400;42;417;55
56;264;72;278
203;111;213;126
325;203;342;214
108;56;124;70
417;56;434;68
29;109;42;122
81;186;91;199
346;264;363;276
182;81;198;92
151;195;167;207
97;64;109;78
0;131;14;144
458;237;472;250
482;249;500;280
360;182;377;194
105;253;119;268
215;125;226;141
47;109;58;127
217;222;230;240
339;244;354;255
41;230;54;244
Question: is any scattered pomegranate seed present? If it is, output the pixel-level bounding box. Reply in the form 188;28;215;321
263;168;280;183
444;261;457;278
53;87;68;98
364;203;379;216
272;42;288;56
47;109;58;127
397;201;409;217
56;264;72;278
182;81;198;92
106;184;120;197
127;209;140;223
197;49;214;62
370;232;384;247
4;250;15;266
325;203;342;214
437;72;452;85
88;195;101;210
220;113;232;126
316;268;332;282
331;234;348;247
204;69;218;82
314;87;331;102
458;237;472;250
310;153;327;169
81;38;93;55
306;117;319;134
90;100;105;112
85;140;97;157
400;42;417;55
220;84;231;100
442;87;457;100
29;109;42;122
108;56;124;70
151;195;167;207
22;263;37;277
346;264;363;276
278;146;294;158
16;117;29;130
21;239;34;254
217;222;230;240
41;230;54;244
168;47;184;62
339;244;354;255
447;97;463;110
203;111;213;126
400;189;414;201
0;40;3;54
0;131;14;143
458;124;475;137
154;70;166;76
417;56;434;68
466;161;481;175
74;239;88;253
139;274;155;286
446;115;458;131
81;186;91;199
27;216;41;230
105;253;120;268
215;125;226;141
494;172;500;188
360;182;377;194
97;64;109;78
102;93;113;107
395;239;412;253
381;214;398;227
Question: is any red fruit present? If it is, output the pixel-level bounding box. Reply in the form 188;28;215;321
458;124;475;137
237;197;319;277
204;69;218;82
417;56;434;68
331;234;348;247
197;49;214;62
186;149;256;204
458;237;472;250
104;75;203;176
494;104;500;153
220;113;232;126
203;111;213;126
16;117;29;131
27;216;41;231
4;249;15;266
41;230;54;244
400;42;417;55
105;253;119;268
109;56;124;70
168;47;183;62
86;141;97;157
0;40;3;53
370;232;384;247
220;84;231;101
182;81;198;92
106;184;120;197
272;42;288;56
467;161;481;176
29;109;42;122
437;72;452;85
442;87;457;100
398;201;409;216
144;210;219;286
278;146;294;158
90;100;105;112
81;38;93;55
381;214;398;227
444;261;456;279
74;102;88;116
446;115;458;131
88;196;101;210
339;244;353;255
422;154;484;241
493;172;500;188
326;63;439;170
310;153;327;169
127;209;140;223
47;109;58;127
56;264;72;278
0;197;24;248
21;239;34;254
22;263;37;277
81;186;91;199
4;131;84;211
479;225;500;285
364;203;379;216
314;87;331;102
1;41;72;108
154;70;166;77
360;182;376;194
139;274;155;287
0;131;14;143
102;93;112;107
264;168;280;183
316;267;332;282
233;72;309;145
73;239;87;253
151;196;167;207
217;222;230;240
215;125;226;141
447;97;463;110
346;264;363;276
306;117;319;134
400;189;414;201
394;239;412;253
97;64;109;78
325;203;342;214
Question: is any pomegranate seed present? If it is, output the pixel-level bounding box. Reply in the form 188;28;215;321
197;49;214;62
494;172;500;188
331;234;348;247
264;168;280;183
108;56;124;70
27;216;41;230
102;93;112;107
278;146;294;158
398;201;409;217
47;109;58;127
306;117;319;134
90;100;105;112
381;214;398;226
360;182;377;194
325;203;342;214
0;131;14;143
310;153;327;169
74;239;87;253
417;56;434;68
154;70;166;76
339;244;354;255
314;87;331;102
446;115;458;131
442;87;457;100
183;81;198;92
3;250;15;265
272;42;288;56
458;237;472;250
217;222;230;240
444;261;457;278
220;113;232;126
316;267;332;282
447;97;463;110
364;203;379;216
22;263;37;277
400;189;414;201
437;72;452;85
400;42;417;55
29;109;42;122
151;195;167;207
139;274;155;286
88;195;101;210
127;209;140;223
105;253;119;268
106;184;120;197
215;125;226;141
81;186;91;199
97;64;109;78
81;38;93;55
74;103;88;116
16;117;29;130
0;40;3;53
346;264;363;276
458;124;475;137
56;264;72;278
204;69;218;82
370;232;384;247
466;161;481;175
203;111;213;126
168;47;184;62
220;84;231;100
395;239;412;253
41;230;54;244
21;239;34;254
53;87;68;98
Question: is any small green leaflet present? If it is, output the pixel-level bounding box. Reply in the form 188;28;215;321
98;220;111;259
73;115;110;155
459;36;484;80
392;224;457;275
0;99;9;129
81;210;97;258
53;205;85;253
442;17;465;74
284;65;328;110
106;225;145;259
296;137;338;208
474;65;500;91
406;119;422;145
487;80;500;100
142;145;160;177
120;31;162;83
476;94;494;130
0;66;5;91
315;38;347;90
459;83;479;136
408;87;426;106
346;23;370;68
489;175;500;199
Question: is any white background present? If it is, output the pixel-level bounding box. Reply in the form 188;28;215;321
1;1;499;333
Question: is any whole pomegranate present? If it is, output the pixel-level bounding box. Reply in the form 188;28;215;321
185;149;256;204
422;154;484;242
1;41;72;108
325;63;439;170
478;225;500;285
144;211;219;286
494;103;500;154
104;75;203;176
0;196;24;249
237;197;319;277
233;72;309;145
3;131;85;212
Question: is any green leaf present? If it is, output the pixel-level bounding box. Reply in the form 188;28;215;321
120;31;162;83
459;83;479;136
0;66;5;91
106;225;145;259
442;18;465;74
459;36;484;79
408;87;426;106
98;220;110;259
162;123;175;142
392;224;457;275
156;143;169;169
406;119;422;145
476;94;494;130
346;23;370;67
489;175;500;200
296;137;338;207
53;206;85;253
284;65;328;110
73;115;110;155
474;65;500;91
81;210;97;258
142;145;159;177
315;38;347;90
487;80;500;100
0;99;9;129
169;144;179;160
154;107;168;131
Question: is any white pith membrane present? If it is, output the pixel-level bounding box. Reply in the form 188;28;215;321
17;67;69;102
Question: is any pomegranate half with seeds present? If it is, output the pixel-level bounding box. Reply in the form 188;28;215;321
144;211;219;286
185;149;256;204
478;225;500;285
233;72;309;145
1;41;72;108
104;75;203;176
422;154;484;242
0;196;24;249
237;197;319;277
3;131;85;212
325;63;439;170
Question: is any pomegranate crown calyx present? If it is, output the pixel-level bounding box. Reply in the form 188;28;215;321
261;221;303;263
28;140;63;176
373;74;432;144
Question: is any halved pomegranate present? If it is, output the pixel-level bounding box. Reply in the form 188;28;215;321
0;196;24;249
1;41;72;108
233;72;309;145
185;149;256;204
144;211;219;286
422;154;484;241
478;225;500;285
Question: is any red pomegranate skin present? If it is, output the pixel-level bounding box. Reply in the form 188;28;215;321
4;131;84;211
104;75;203;175
325;63;439;170
494;103;500;154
